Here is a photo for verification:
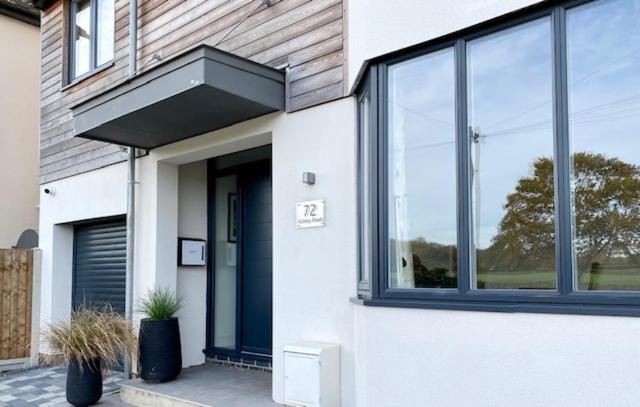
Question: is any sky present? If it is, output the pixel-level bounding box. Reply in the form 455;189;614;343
385;0;640;258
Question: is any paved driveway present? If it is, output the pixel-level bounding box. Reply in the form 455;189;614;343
0;366;124;407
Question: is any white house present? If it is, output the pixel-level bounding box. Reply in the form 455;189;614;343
37;0;640;405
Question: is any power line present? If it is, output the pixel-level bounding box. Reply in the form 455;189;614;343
481;45;640;132
392;100;455;129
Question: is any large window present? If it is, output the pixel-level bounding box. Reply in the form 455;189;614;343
387;47;457;289
69;0;114;82
467;18;556;290
357;0;640;315
567;0;640;291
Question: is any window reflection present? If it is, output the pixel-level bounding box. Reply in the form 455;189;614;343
214;175;237;349
74;0;91;78
388;48;457;289
359;91;371;283
567;0;640;291
467;18;557;289
97;0;114;66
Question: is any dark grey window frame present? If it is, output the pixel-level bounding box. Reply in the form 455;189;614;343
356;74;373;295
68;0;114;84
355;0;640;317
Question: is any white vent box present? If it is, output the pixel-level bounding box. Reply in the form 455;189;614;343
283;342;340;407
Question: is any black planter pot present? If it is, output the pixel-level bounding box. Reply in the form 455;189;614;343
66;359;102;407
138;317;182;383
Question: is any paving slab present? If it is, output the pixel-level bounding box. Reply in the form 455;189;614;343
0;366;126;407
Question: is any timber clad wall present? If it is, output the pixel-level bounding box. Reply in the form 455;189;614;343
40;0;346;183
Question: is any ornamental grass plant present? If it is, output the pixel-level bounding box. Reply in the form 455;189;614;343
137;287;184;320
45;306;136;371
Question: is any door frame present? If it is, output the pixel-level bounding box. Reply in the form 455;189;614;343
204;155;273;363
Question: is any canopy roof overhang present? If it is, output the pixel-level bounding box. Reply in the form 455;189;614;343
71;45;286;150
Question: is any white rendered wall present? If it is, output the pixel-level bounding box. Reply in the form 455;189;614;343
354;306;640;407
38;163;127;331
271;99;357;405
346;0;545;88
132;158;179;304
177;162;208;367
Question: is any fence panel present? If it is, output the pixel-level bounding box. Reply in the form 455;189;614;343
0;249;33;360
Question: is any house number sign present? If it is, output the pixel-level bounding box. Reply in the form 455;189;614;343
296;199;325;228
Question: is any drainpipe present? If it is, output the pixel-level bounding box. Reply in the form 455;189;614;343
124;146;135;380
128;0;137;78
124;0;138;381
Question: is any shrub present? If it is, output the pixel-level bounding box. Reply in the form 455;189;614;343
137;287;184;320
45;306;136;371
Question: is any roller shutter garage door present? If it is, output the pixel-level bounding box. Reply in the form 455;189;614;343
73;219;126;314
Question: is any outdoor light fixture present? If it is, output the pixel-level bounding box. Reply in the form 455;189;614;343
302;172;316;185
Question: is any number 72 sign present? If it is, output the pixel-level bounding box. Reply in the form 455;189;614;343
296;199;326;228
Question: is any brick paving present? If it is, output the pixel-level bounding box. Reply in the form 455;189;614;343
0;366;124;407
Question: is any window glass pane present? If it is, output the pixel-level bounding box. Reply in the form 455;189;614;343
359;91;371;283
467;18;556;289
96;0;115;66
214;175;237;349
567;0;640;291
388;48;457;289
73;0;91;78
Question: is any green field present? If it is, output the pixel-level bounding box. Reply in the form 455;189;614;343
477;271;640;290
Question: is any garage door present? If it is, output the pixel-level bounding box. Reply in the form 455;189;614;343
73;219;126;314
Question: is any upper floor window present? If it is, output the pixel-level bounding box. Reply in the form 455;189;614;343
69;0;114;81
357;0;640;316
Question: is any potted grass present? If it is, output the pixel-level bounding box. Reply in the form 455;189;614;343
137;287;184;383
45;306;136;407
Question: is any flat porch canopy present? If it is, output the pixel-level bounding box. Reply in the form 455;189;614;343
71;45;286;149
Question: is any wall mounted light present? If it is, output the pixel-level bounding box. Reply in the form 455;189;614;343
302;172;316;185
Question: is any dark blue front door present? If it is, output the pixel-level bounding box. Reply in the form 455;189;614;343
239;161;272;356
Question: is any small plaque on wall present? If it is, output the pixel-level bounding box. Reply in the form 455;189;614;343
296;199;325;228
178;238;206;266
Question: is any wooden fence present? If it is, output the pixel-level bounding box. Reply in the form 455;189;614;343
0;249;33;360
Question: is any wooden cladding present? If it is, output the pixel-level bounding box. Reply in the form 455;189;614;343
39;0;346;184
0;249;33;361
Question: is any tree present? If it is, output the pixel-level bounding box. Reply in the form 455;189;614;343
482;156;555;272
487;152;640;278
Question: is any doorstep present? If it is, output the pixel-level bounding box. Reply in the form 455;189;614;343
119;363;279;407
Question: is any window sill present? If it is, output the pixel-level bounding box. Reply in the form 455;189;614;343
350;296;640;317
61;61;114;92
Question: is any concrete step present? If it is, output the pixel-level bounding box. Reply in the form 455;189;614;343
118;364;277;407
120;381;208;407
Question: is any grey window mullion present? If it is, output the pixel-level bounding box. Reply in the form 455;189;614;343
356;89;365;294
377;63;388;297
455;39;471;294
552;6;574;296
356;70;375;297
369;66;379;297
